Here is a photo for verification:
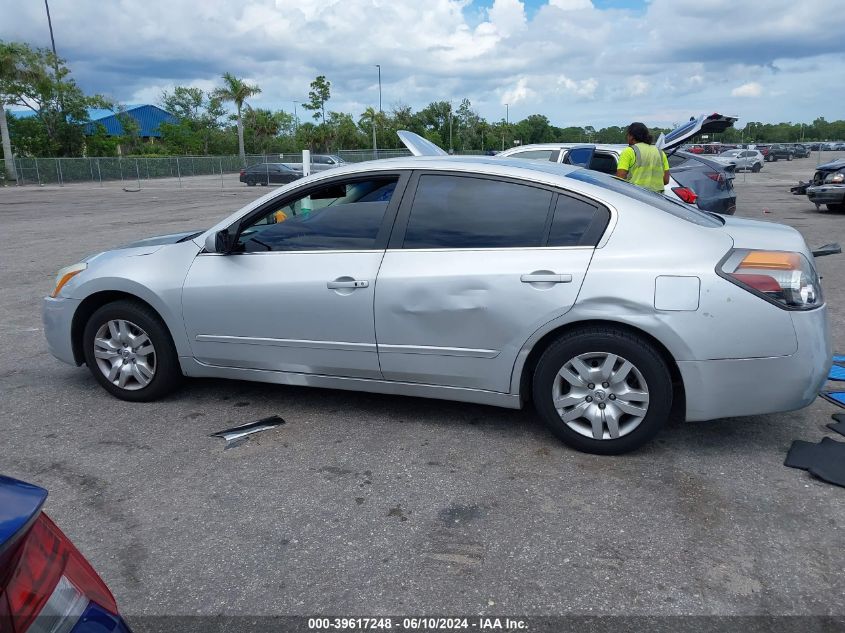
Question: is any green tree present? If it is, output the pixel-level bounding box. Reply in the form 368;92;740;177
303;75;331;124
0;42;44;180
0;41;108;162
213;72;261;165
160;86;225;154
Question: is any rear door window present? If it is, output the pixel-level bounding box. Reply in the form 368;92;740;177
402;174;553;249
548;195;610;247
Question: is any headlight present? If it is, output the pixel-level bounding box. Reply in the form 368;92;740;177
50;263;87;298
824;171;845;184
719;250;822;310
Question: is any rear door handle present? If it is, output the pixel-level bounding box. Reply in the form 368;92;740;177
327;279;369;289
520;273;572;284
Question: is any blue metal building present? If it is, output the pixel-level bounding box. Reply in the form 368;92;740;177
83;104;177;138
8;104;177;138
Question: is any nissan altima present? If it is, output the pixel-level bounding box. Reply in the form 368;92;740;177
42;132;831;454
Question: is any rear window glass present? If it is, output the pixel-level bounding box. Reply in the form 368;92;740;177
565;169;723;227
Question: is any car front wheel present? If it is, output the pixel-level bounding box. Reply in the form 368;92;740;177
752;163;762;172
82;300;183;401
532;327;673;455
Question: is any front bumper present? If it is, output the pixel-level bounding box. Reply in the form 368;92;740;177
679;305;831;421
42;296;81;366
807;184;845;206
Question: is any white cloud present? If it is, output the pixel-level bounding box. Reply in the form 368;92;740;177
2;0;844;127
731;82;764;97
548;0;593;10
626;76;650;97
501;77;535;105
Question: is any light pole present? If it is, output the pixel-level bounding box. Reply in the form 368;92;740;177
292;100;300;133
375;65;382;114
502;103;509;151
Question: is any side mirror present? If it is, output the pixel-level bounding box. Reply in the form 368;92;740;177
205;229;233;254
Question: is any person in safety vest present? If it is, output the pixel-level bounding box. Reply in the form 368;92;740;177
615;122;670;193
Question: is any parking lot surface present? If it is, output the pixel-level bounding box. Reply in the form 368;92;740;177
1;155;844;619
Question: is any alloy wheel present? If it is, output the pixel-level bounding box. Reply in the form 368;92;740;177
93;319;156;390
552;352;650;440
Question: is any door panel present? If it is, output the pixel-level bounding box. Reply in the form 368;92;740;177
182;252;383;378
374;248;593;392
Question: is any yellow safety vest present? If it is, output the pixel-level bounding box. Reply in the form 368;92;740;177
629;143;666;193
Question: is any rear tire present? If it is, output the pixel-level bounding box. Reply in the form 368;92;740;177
532;327;673;455
826;203;845;212
752;163;761;172
246;178;256;186
82;300;183;402
787;154;793;161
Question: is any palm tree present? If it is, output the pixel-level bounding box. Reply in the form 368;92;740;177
213;72;261;166
0;42;43;182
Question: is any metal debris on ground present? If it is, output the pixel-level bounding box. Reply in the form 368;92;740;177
211;416;286;443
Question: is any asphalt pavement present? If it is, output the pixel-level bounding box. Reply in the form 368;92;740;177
1;154;844;622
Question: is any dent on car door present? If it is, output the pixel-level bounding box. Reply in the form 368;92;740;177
181;172;410;378
374;172;610;393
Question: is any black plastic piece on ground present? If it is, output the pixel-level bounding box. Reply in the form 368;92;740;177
211;415;286;442
812;242;841;257
828;414;845;438
784;437;845;488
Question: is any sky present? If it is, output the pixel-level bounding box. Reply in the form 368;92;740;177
2;0;844;129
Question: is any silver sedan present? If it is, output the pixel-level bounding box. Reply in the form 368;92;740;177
42;133;830;454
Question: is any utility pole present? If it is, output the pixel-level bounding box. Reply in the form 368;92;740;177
293;100;300;133
44;0;60;77
448;102;453;153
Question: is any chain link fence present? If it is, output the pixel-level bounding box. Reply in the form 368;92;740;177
0;149;434;189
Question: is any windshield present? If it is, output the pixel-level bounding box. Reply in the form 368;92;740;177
720;150;740;157
566;169;723;227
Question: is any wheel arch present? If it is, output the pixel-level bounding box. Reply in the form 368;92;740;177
71;290;180;365
513;319;685;420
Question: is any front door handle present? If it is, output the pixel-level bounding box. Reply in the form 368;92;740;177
520;273;573;284
327;279;369;289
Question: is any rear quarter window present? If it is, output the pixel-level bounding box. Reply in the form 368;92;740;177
566;169;723;227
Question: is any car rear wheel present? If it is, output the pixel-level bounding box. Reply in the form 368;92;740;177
827;203;845;212
532;327;673;454
752;163;762;172
246;177;256;186
82;300;183;402
787;154;793;161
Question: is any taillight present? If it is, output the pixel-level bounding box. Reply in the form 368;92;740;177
672;186;698;205
239;170;245;177
719;249;822;310
706;171;725;184
1;514;118;633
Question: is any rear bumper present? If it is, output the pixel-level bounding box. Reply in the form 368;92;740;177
807;185;845;206
679;305;831;421
42;296;80;366
697;192;737;215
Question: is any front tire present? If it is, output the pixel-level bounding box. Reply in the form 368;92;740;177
752;163;762;172
787;154;793;161
82;300;183;402
826;203;845;212
532;327;673;455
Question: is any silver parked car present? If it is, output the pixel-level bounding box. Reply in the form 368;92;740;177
43;132;831;454
715;149;764;172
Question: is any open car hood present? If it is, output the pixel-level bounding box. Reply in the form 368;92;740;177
397;130;449;156
657;113;738;151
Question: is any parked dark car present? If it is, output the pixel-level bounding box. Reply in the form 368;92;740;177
667;151;737;214
0;475;132;632
240;163;302;186
790;144;810;158
805;159;845;211
763;144;794;161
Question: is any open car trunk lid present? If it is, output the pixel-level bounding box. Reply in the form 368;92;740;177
658;113;738;152
397;130;448;156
